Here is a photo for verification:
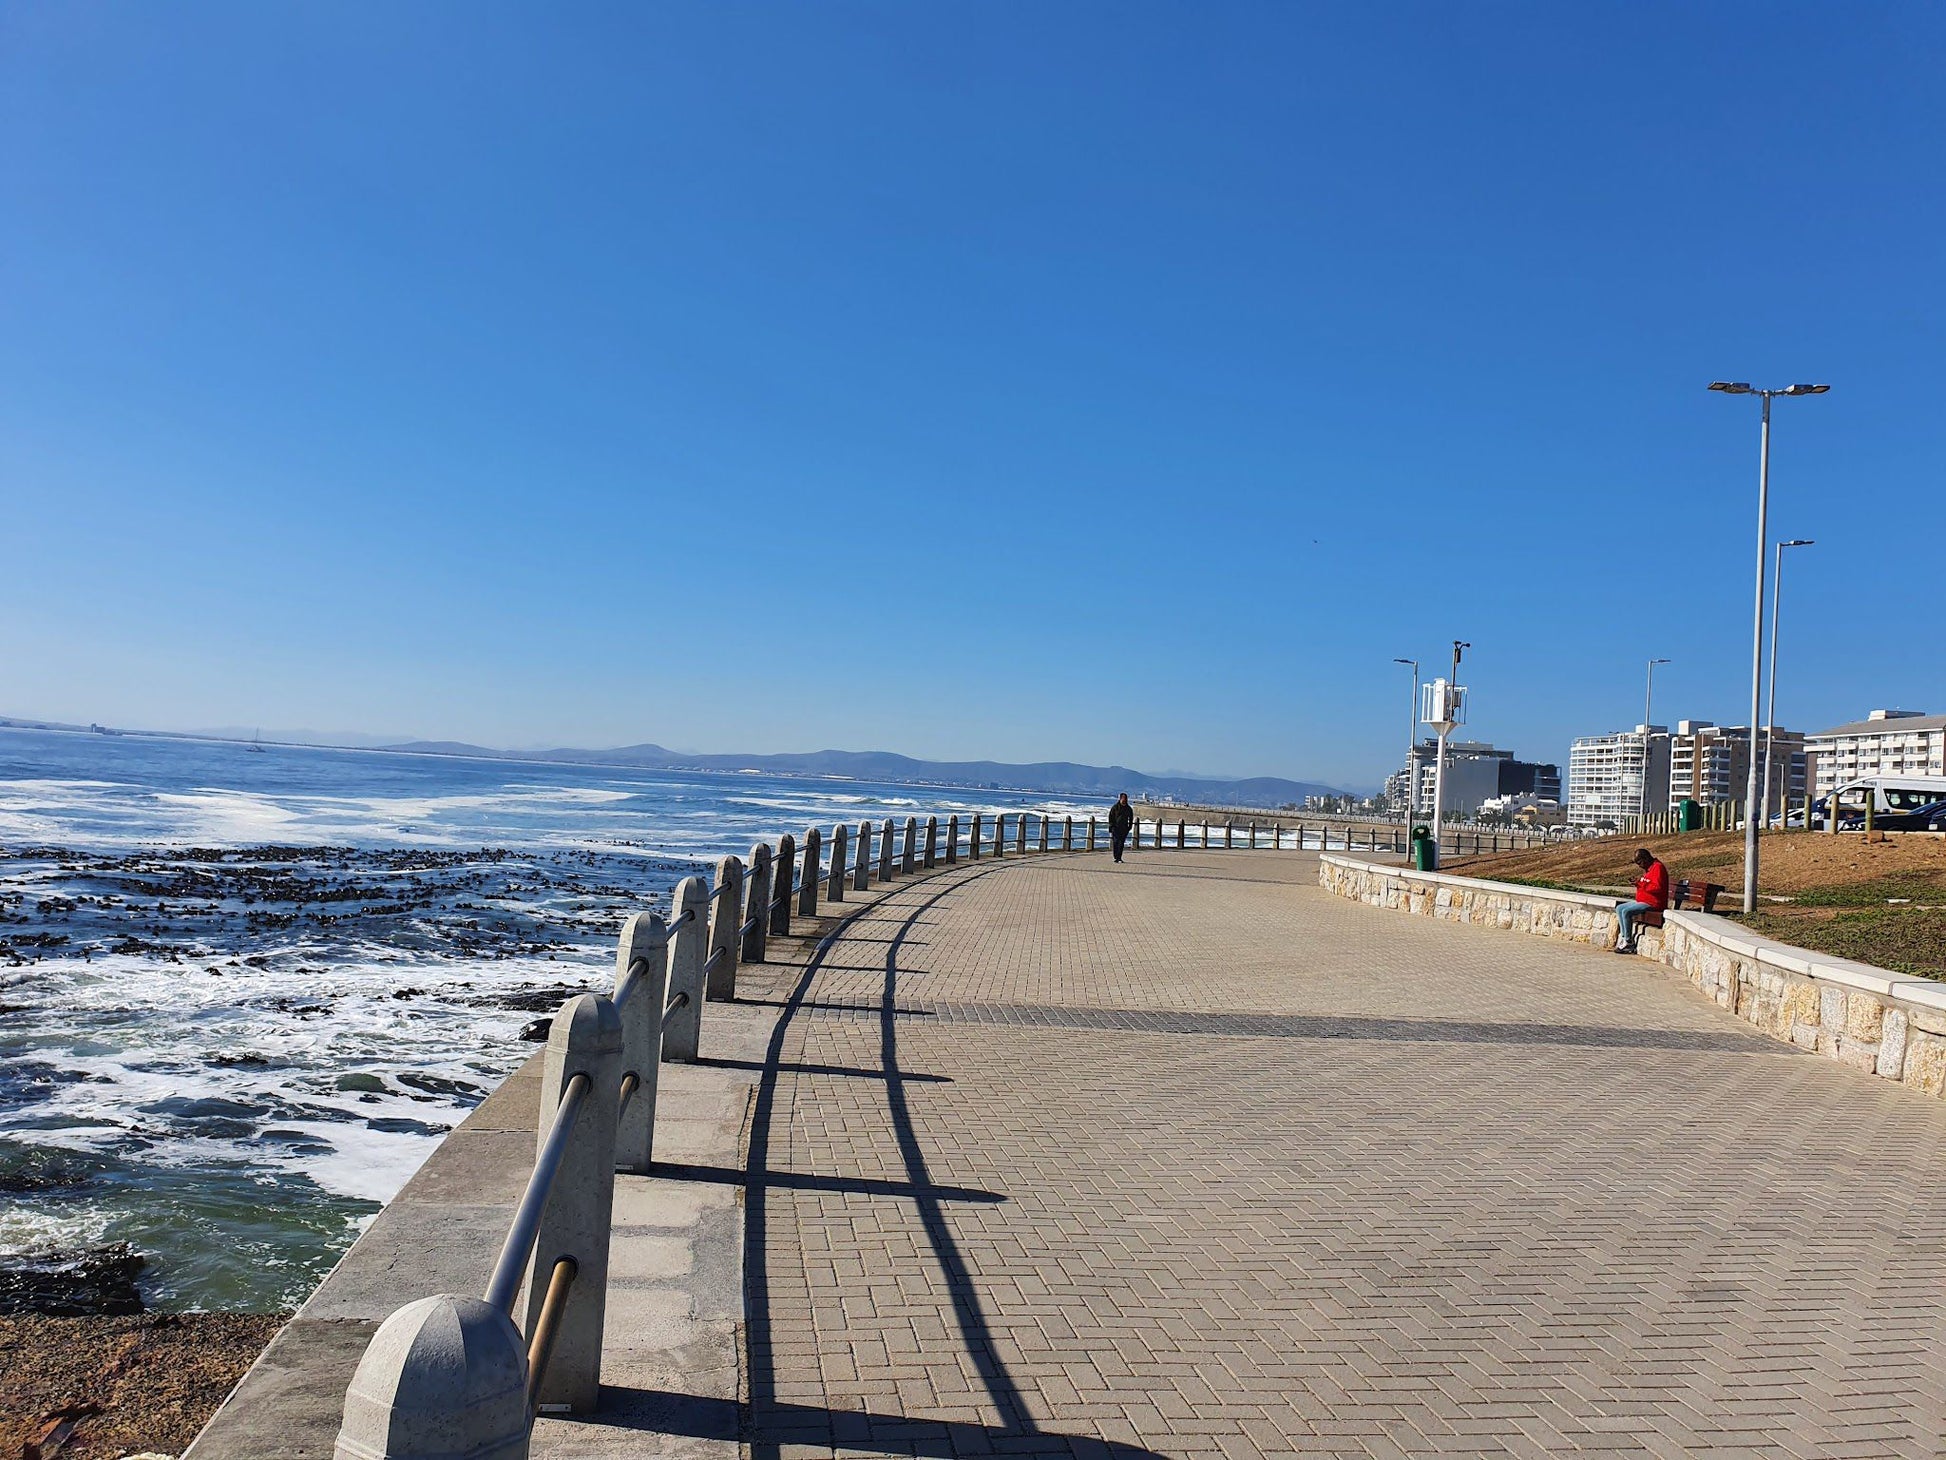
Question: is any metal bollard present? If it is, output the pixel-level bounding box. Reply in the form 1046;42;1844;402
854;821;873;890
799;827;821;917
879;818;896;880
612;911;670;1174
903;816;918;874
924;815;938;868
827;823;848;901
969;813;982;860
770;833;796;938
667;876;709;1040
947;814;960;864
741;843;772;964
524;992;622;1413
703;856;742;1020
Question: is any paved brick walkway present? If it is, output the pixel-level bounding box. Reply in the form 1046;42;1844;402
735;851;1946;1458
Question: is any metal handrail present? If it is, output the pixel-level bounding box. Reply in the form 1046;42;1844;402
703;946;731;975
525;1255;579;1414
484;1071;592;1314
660;988;690;1029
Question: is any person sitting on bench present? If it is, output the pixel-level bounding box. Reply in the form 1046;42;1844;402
1615;847;1669;955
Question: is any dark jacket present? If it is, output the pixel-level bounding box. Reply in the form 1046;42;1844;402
1108;802;1134;836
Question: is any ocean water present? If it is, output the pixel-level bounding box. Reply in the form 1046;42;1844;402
0;727;1097;1310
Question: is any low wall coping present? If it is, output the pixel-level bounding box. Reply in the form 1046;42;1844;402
1320;852;1945;1012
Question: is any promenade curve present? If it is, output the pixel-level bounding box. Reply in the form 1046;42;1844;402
727;848;1946;1458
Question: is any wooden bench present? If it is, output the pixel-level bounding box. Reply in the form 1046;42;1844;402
1672;878;1725;914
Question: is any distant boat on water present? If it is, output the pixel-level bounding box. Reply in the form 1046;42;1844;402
246;730;266;753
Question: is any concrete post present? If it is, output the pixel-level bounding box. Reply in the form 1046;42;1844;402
741;843;772;964
969;813;982;860
799;827;821;917
668;876;710;1047
1201;822;1210;849
854;821;872;890
827;823;848;902
947;814;959;864
524;992;621;1414
703;856;742;1024
1224;823;1233;849
612;911;670;1174
924;816;938;868
334;1295;529;1460
1017;814;1028;854
770;833;796;938
1249;823;1257;849
993;813;1006;858
1038;815;1049;853
879;818;896;880
903;816;918;874
1064;816;1074;851
1178;820;1186;848
1086;816;1096;851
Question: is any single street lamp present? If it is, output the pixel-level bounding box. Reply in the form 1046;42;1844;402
1709;381;1829;912
1392;657;1419;824
1761;539;1816;829
1644;657;1670;821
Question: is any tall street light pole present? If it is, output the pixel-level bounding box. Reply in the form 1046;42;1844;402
1644;657;1670;822
1709;381;1829;913
1761;539;1816;830
1392;657;1419;825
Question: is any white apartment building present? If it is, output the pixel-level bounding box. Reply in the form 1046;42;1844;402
1667;720;1807;811
1807;709;1946;796
1568;726;1671;830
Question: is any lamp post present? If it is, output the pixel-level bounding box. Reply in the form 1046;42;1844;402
1392;657;1418;825
1709;381;1829;912
1429;640;1469;856
1643;657;1670;822
1761;539;1815;830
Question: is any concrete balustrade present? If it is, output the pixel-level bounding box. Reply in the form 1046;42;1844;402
703;855;742;1016
523;993;622;1414
741;842;772;965
770;833;796;938
827;823;848;902
611;912;670;1174
799;827;821;917
903;816;918;874
854;821;872;891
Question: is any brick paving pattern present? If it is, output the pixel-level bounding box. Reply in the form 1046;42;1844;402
738;851;1946;1458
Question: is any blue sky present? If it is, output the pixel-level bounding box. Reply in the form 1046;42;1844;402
3;4;1941;789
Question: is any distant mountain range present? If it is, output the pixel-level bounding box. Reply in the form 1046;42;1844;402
379;740;1348;808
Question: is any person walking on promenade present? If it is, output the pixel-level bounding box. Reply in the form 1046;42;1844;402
1614;847;1669;955
1108;793;1135;863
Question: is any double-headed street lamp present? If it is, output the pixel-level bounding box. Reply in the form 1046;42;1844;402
1644;658;1670;820
1761;539;1816;829
1392;657;1419;822
1709;381;1829;912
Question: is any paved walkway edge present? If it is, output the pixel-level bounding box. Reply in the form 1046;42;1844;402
1321;850;1946;1101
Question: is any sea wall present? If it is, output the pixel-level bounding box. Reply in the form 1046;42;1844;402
1318;853;1946;1099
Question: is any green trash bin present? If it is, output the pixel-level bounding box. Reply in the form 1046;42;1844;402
1677;798;1702;833
1410;825;1436;870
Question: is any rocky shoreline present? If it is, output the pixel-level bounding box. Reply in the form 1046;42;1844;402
0;1310;284;1459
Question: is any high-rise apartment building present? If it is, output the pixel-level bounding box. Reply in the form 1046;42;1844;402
1396;740;1561;821
1667;720;1807;812
1568;726;1671;830
1807;710;1946;796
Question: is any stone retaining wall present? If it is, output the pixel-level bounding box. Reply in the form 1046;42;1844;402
1319;853;1946;1101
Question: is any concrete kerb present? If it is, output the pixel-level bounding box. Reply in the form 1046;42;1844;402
1318;850;1946;1101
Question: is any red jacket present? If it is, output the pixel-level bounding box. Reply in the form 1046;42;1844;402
1636;859;1670;910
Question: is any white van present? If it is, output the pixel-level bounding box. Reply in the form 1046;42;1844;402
1816;776;1946;825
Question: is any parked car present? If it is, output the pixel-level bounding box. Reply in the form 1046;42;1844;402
1866;799;1946;833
